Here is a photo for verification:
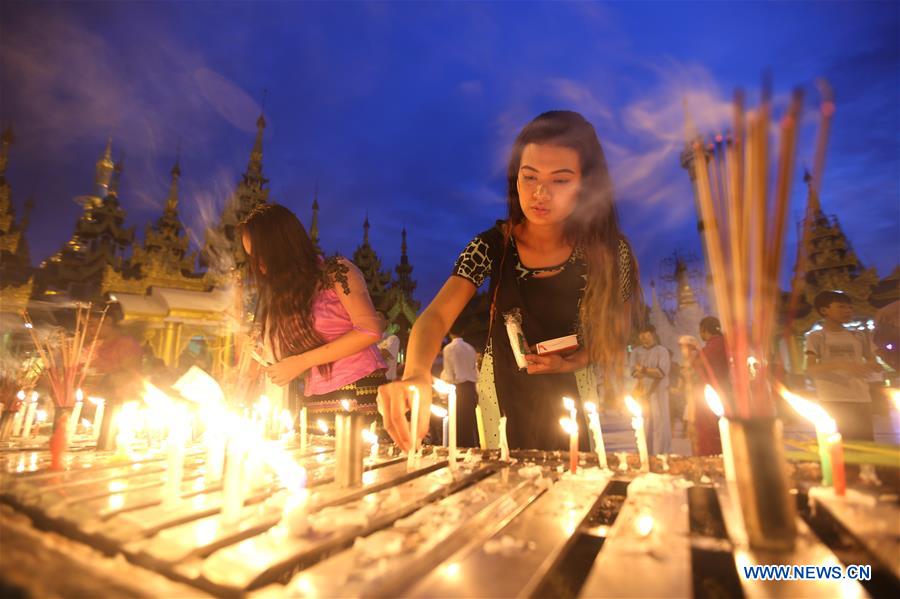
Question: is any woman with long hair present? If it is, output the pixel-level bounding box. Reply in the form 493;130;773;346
239;204;386;413
378;110;642;451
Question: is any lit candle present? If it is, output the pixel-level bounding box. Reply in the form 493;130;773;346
826;432;846;496
430;403;449;447
704;385;736;483
12;390;26;436
205;425;226;482
780;386;845;490
21;393;38;437
299;406;308;453
221;432;248;525
433;379;458;465
499;416;510;462
889;390;900;445
90;397;106;441
583;402;608;470
407;385;420;469
362;428;379;460
625;395;649;472
281;488;311;537
69;389;84;435
560;417;579;473
164;415;189;506
317;419;329;435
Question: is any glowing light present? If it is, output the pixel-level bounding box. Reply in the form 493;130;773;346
583;401;598;416
562;396;576;412
778;385;836;433
443;562;461;579
75;388;84;402
430;404;448;418
559;416;578;435
30;391;38;402
704;385;724;418
280;409;293;433
81;418;92;429
16;390;25;401
87;396;105;406
173;366;225;405
340;399;351;411
24;322;33;329
635;512;655;537
624;395;642;419
432;378;455;395
317;419;329;434
35;409;48;423
361;429;378;445
890;390;900;411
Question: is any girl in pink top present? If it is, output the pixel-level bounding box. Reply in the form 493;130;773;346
239;204;386;413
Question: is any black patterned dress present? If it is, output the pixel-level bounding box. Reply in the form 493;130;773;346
452;221;635;450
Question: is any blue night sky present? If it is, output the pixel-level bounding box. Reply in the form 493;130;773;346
1;1;898;305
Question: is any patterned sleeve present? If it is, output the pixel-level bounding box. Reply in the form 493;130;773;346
452;233;495;288
617;238;637;303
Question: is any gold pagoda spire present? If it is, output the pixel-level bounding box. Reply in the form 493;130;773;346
166;152;181;213
95;137;114;197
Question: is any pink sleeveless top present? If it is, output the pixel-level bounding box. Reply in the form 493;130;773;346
305;287;385;396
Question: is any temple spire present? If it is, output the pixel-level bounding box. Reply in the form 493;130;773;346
166;152;181;213
803;169;821;215
0;124;14;175
246;112;266;181
108;154;124;199
95;137;114;197
363;214;370;244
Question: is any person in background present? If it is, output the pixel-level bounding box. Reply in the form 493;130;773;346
377;313;401;382
630;324;671;454
873;300;899;372
440;328;479;447
805;290;881;441
679;334;721;456
698;316;730;396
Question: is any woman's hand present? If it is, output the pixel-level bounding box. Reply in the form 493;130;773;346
265;354;308;387
525;353;571;375
376;375;432;452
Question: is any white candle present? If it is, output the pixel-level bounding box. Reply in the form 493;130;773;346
584;402;608;470
91;398;106;441
704;385;735;483
560;417;579;473
12;390;26;436
221;433;248;525
164;417;189;506
407;386;420;469
281;489;311;537
499;416;510;462
625;395;649;472
22;395;38;437
299;406;308;453
205;428;226;482
363;428;379;460
448;387;457;463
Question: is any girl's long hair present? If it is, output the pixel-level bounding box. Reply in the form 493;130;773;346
238;204;328;371
506;110;645;377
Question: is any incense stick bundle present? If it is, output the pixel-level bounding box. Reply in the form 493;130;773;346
687;82;831;418
22;304;107;408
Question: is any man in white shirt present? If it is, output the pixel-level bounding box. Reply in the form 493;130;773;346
440;330;479;447
805;290;881;440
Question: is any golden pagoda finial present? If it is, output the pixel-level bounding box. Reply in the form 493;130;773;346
95;136;114;197
166;149;181;213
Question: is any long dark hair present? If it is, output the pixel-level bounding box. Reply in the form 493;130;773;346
506;110;644;376
238;204;327;369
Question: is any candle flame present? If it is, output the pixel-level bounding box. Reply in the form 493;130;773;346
317;419;329;434
778;385;836;433
890;389;900;411
88;396;105;406
81;418;92;429
635;512;655;537
16;389;25;401
36;409;47;423
264;449;307;490
340;399;351;412
280;409;293;432
583;401;598;415
624;395;642;418
704;385;724;418
361;429;378;444
432;378;456;395
559;416;578;435
30;391;38;402
75;388;84;402
562;396;575;411
430;404;449;418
